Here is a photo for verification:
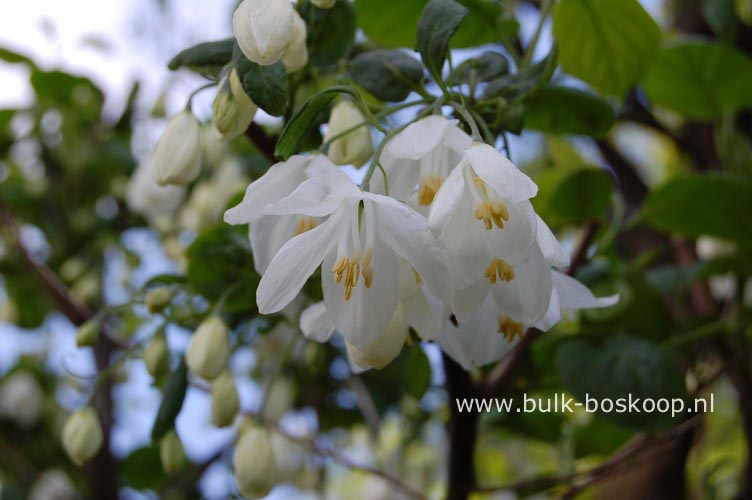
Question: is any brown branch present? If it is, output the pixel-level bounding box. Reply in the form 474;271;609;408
594;139;648;214
244;122;278;164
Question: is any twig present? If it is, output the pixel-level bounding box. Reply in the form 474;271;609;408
244;122;278;164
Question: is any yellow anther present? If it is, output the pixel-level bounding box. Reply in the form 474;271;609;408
417;176;443;206
485;257;515;284
294;216;319;235
498;316;524;342
333;256;365;300
361;248;373;288
474;200;510;230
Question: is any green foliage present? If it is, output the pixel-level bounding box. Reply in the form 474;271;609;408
546;168;613;226
151;360;188;441
120;446;163;491
643;40;752;119
523;86;615;137
416;0;468;82
553;0;660;95
403;346;431;399
235;48;289;117
483;47;557;102
167;38;234;77
448;51;509;85
349;50;425;102
557;336;688;431
300;0;357;67
641;174;752;248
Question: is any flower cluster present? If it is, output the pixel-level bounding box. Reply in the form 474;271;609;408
226;114;617;371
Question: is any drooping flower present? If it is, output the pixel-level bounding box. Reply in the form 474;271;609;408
372;115;472;208
323;100;373;168
281;11;308;73
152;111;202;186
233;0;296;66
256;172;451;349
212;69;258;140
224;154;343;274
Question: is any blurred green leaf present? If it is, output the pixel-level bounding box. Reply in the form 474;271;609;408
547;168;613;225
643;40;752;120
702;0;738;40
121;445;163;490
403;346;431;399
0;46;34;65
167;38;234;76
300;0;357;67
524;86;615;136
483;47;557;102
151;360;188;441
448;51;509;85
553;0;660;95
350;50;424;102
416;0;468;82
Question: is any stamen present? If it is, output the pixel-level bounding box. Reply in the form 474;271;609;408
361;248;373;288
417;176;443;206
498;316;524;342
485;257;515;284
474;200;510;230
294;216;319;235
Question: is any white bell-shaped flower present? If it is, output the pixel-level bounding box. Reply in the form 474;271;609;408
373;115;472;208
281;11;308;72
323;100;373;168
152;111;202;186
257;172;451;349
233;0;296;66
224;154;342;274
212;69;258;140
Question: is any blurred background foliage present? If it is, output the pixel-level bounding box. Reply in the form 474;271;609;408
1;0;752;499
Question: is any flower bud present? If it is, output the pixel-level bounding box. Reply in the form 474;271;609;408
312;0;336;8
144;332;170;378
213;69;258;140
233;0;296;66
324;100;373;168
233;424;277;498
185;316;229;380
0;371;44;428
281;11;308;73
28;469;75;500
146;286;174;314
75;320;99;348
270;431;304;482
262;378;294;422
152;111;202;186
160;430;186;474
62;407;103;465
346;308;407;370
211;371;240;427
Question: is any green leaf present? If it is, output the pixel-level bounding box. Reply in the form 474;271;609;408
416;0;468;82
350;50;424;102
0;46;34;66
641;174;752;248
553;0;660;95
403;346;431;399
151;360;188;441
300;0;357;67
448;51;509;85
121;446;163;490
643;40;752;120
167;38;234;76
235;51;289;117
483;46;557;102
557;336;687;432
275;86;356;160
547;169;614;225
702;0;738;39
524;86;615;137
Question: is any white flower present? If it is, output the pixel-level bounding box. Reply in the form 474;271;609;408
0;371;44;428
257;172;451;349
324;100;373;168
372;115;472;208
152;111;202;186
281;11;308;72
346;304;408;370
225;154;342;273
212;69;258;140
312;0;335;8
62;407;103;466
233;0;296;66
126;159;185;219
185;316;229;380
234;424;278;498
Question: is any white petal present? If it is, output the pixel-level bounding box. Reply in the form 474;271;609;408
452;279;489;322
484;200;537;266
490;245;552;324
372;153;419;201
249;214;299;274
280;11;308;72
233;0;295;66
401;287;446;340
467;144;537;202
428;163;466;232
345;305;407;370
552;271;619;310
322;235;399;348
536;215;570;268
224;155;309;224
386;115;458;160
464;294;516;367
533;287;562;332
257;210;341;313
265;173;359;217
300;302;335;342
369;194;452;303
436;324;474;371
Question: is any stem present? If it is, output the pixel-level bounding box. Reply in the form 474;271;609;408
520;0;552;68
448;102;482;142
185;83;216;112
443;352;478;500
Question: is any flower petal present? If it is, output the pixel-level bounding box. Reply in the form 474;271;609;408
249;214;299;274
401;287;446;340
265;173;359;217
484;200;537;266
428;163;466;232
451;279;489;322
490;245;552;324
256;209;341;313
536;215;570;268
533;287;562;332
552;271;619;310
345;305;407;370
300;302;335;342
467;144;537;202
386;115;459;160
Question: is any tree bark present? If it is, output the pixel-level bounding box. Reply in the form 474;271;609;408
443;353;478;500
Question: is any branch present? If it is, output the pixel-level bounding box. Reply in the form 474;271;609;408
244;122;278;164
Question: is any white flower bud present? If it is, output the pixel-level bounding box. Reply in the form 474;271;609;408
233;0;296;66
0;371;44;428
233;424;278;498
126;159;185;220
152;111;202;186
324;100;373;168
185;316;229;380
160;430;187;474
62;407;103;466
144;332;170;378
281;11;308;73
75;320;99;347
270;431;304;482
211;371;240;428
28;469;76;500
262;378;294;422
346;307;407;370
146;286;174;314
213;69;258;140
312;0;336;8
